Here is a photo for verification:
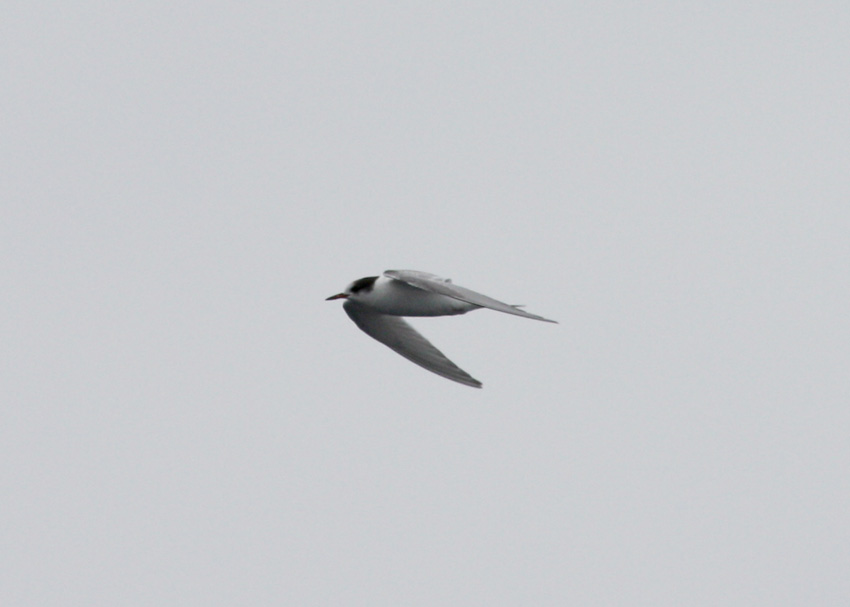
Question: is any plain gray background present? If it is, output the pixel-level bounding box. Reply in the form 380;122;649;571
3;2;849;605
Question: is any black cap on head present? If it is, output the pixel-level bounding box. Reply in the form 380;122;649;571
349;276;378;294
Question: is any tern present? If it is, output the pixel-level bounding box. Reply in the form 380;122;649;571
326;270;557;388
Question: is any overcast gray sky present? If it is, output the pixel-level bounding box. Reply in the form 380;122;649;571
3;2;849;605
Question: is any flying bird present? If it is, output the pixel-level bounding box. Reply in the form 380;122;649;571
326;270;557;388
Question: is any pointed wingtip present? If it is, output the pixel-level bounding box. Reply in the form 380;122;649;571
528;310;558;323
524;312;558;323
456;376;483;388
509;305;557;324
451;373;482;388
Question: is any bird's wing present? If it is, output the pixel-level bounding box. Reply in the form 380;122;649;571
384;270;557;323
343;300;482;388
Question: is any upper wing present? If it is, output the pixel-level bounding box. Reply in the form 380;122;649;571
343;300;482;388
384;270;557;323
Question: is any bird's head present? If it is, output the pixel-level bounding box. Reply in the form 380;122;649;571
325;275;379;301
